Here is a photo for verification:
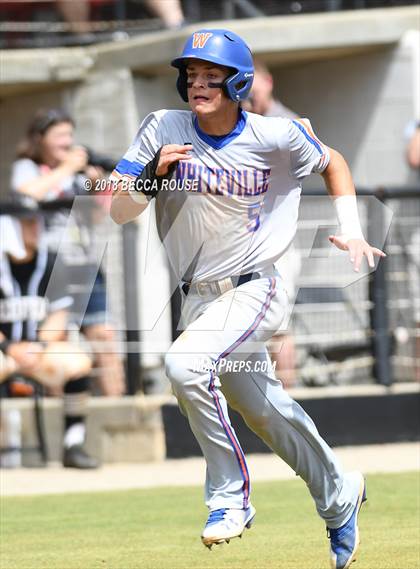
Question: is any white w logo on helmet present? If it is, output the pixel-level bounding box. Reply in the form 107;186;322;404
192;32;213;49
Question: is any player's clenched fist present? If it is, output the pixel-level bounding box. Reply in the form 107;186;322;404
155;144;192;176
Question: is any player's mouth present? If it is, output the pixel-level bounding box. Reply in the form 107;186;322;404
193;95;209;102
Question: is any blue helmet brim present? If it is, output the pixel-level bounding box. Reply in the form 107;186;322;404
171;54;237;72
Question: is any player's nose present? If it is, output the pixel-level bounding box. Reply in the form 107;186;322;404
190;75;206;89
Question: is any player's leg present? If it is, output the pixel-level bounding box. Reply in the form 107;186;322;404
166;327;252;513
221;346;366;569
166;330;255;547
221;347;361;529
165;276;287;545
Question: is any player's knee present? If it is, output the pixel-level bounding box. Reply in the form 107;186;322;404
165;352;190;388
164;351;209;392
244;413;271;439
233;401;271;439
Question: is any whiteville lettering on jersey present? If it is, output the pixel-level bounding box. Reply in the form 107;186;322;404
176;162;271;197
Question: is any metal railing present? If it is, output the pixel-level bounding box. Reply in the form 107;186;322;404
2;186;418;393
0;0;417;49
290;186;420;387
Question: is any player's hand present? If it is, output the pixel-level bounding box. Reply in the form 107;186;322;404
328;235;386;272
155;144;192;176
62;146;89;174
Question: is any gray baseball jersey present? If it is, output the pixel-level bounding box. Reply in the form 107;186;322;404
111;109;329;282
111;109;361;530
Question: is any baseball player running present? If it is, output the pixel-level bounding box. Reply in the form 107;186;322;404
110;29;385;569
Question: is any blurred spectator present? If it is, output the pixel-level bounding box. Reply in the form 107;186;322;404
243;59;297;120
60;0;187;33
243;59;300;388
10;108;125;396
142;0;185;29
56;0;91;35
0;195;98;468
0;1;129;49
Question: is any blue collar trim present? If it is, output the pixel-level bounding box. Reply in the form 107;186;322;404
193;110;247;150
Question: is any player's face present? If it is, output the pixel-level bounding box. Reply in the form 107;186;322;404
20;217;42;253
186;61;231;117
41;121;74;165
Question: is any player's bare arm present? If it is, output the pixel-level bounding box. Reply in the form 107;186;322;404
321;146;386;272
110;178;147;224
110;144;192;225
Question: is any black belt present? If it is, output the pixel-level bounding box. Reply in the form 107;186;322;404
181;272;260;296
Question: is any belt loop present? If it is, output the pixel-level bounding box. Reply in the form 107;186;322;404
196;282;207;297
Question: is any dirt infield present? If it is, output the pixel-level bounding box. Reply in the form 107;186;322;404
1;442;418;497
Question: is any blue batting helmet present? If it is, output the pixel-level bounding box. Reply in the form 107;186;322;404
171;29;254;103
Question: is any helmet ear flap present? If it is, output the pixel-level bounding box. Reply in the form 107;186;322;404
221;77;233;100
176;69;189;103
224;72;253;102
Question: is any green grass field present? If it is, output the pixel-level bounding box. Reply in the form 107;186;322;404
1;472;419;569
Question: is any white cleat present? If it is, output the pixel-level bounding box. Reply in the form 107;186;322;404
201;505;256;549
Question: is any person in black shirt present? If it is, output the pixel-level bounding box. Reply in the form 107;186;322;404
0;195;98;468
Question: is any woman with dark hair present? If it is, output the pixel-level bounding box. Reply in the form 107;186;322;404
13;108;97;201
11;109;125;400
